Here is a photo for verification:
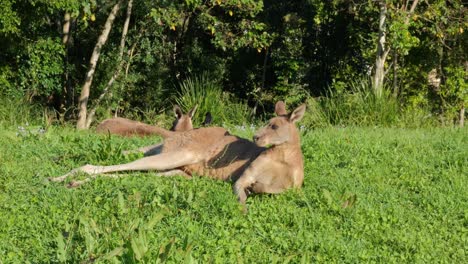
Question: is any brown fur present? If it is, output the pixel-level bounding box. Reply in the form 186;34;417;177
51;101;306;210
95;105;198;137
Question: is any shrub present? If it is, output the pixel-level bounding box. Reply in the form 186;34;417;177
0;96;43;128
299;97;330;129
319;77;400;126
174;75;250;126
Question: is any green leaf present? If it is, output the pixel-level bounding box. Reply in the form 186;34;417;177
102;247;124;260
145;212;165;230
56;232;67;263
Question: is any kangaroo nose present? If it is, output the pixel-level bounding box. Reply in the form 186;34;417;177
253;135;259;142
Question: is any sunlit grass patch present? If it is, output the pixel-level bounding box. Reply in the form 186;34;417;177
0;125;466;262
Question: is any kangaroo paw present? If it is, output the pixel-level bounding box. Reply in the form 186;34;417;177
49;164;95;183
67;180;84;188
48;169;80;183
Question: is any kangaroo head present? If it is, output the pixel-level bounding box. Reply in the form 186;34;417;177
253;101;306;147
171;105;197;131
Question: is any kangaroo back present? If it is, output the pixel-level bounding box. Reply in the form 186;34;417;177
96;105;198;137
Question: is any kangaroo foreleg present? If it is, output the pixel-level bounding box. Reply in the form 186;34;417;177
233;159;288;206
233;173;255;206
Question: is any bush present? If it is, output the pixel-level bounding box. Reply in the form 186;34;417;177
318;77;400;127
0;96;43;129
174;75;251;126
298;97;330;129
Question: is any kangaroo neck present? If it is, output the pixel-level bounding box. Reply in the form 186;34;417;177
264;138;302;163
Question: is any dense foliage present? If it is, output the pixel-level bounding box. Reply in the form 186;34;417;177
0;0;466;127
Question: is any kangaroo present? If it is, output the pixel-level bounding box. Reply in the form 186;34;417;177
95;105;199;137
50;101;306;208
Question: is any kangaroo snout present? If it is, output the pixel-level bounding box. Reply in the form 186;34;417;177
253;134;269;147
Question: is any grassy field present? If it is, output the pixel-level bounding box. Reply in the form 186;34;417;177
0;123;466;263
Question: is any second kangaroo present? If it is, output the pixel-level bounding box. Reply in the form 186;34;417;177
96;105;204;137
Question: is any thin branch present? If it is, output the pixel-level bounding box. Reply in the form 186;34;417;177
87;27;145;127
119;0;133;58
86;0;134;128
125;41;138;77
404;0;420;24
76;0;124;129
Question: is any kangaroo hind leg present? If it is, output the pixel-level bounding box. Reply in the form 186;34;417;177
67;169;191;188
50;150;199;183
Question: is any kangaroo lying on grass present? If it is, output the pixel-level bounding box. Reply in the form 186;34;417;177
96;105;206;137
51;101;305;207
109;105;213;157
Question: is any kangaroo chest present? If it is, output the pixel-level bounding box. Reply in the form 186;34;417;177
180;136;264;181
260;147;305;187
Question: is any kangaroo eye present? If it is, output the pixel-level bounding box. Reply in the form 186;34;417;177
271;124;278;130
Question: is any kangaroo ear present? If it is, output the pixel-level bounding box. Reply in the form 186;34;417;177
275;101;287;116
289;104;306;123
173;105;183;119
188;104;198;118
203;112;212;126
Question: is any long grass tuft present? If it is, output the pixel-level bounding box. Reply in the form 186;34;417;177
174;75;250;126
318;76;399;127
0;96;43;129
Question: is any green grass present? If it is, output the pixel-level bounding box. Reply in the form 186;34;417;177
0;124;467;263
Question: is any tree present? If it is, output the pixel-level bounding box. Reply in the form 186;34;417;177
76;0;124;129
372;0;420;97
421;0;467;126
85;0;134;128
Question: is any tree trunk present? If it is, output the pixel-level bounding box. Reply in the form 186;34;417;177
85;0;133;128
372;1;390;97
373;0;419;98
76;0;123;129
118;0;132;59
392;51;398;97
404;0;420;25
462;62;468;127
62;13;71;45
62;12;72;115
253;48;269;116
460;104;465;127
